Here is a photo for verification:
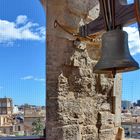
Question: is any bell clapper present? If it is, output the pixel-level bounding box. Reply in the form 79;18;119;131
112;68;116;78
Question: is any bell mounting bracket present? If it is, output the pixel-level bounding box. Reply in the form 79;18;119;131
79;0;140;37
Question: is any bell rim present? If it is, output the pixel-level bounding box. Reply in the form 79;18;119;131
93;65;139;74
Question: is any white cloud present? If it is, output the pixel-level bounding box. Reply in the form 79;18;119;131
16;15;28;25
123;26;140;55
0;15;45;44
21;75;34;80
36;26;46;38
127;0;134;4
34;78;45;82
21;76;45;82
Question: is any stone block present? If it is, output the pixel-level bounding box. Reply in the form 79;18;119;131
98;112;115;130
81;125;97;135
99;129;114;140
82;134;98;140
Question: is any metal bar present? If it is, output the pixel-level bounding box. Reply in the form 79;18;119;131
100;0;109;30
107;0;112;30
103;0;111;30
111;0;116;29
135;0;140;36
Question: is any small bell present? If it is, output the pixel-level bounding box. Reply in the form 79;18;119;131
94;29;139;77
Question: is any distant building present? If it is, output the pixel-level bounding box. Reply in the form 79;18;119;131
122;122;132;138
13;105;19;114
122;122;140;139
121;111;140;139
122;100;133;110
0;98;13;115
24;107;45;136
0;98;46;136
131;106;140;116
13;115;24;136
0;115;13;135
137;100;140;106
0;98;13;135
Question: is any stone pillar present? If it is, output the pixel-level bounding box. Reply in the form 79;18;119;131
46;0;122;140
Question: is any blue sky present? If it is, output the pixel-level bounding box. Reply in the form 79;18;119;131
122;0;140;103
0;0;46;106
123;23;140;103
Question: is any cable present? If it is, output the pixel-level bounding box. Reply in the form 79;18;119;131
54;20;78;36
111;0;116;30
54;20;95;42
100;0;116;31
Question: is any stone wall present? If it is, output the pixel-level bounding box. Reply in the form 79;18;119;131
46;0;122;140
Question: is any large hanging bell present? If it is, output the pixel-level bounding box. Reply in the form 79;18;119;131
94;29;139;75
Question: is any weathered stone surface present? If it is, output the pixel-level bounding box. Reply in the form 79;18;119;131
98;112;115;130
81;125;97;135
99;128;115;140
46;0;122;139
82;134;98;140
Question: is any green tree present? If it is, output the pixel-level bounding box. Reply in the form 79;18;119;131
32;118;44;136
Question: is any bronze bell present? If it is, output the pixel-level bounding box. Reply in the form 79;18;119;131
94;29;139;76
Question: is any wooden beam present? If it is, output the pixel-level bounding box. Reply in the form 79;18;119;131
135;0;140;35
80;2;136;37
